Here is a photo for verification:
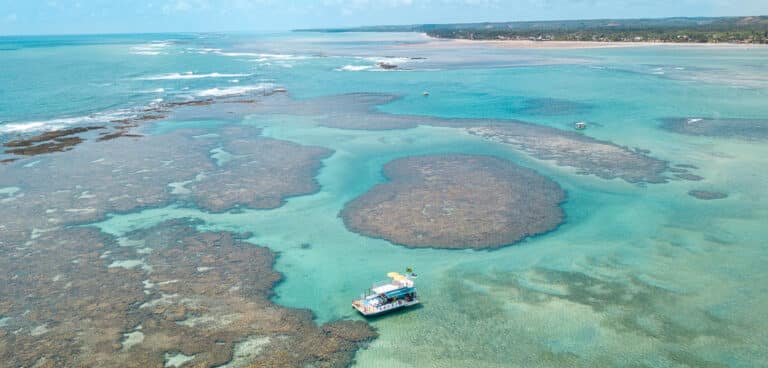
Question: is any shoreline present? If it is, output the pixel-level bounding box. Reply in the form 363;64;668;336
417;35;768;49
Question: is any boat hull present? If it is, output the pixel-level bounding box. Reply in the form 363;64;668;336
352;299;420;316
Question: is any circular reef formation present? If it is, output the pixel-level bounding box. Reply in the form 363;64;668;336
341;154;566;249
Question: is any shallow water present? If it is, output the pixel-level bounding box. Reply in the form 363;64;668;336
2;33;768;367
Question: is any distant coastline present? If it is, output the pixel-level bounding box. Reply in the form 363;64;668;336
407;38;768;50
296;15;768;45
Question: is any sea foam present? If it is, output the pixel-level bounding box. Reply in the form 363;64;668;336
136;72;250;81
195;84;275;98
0;111;134;134
337;65;374;72
130;41;173;56
218;52;308;60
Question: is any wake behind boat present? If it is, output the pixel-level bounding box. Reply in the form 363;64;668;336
352;272;420;316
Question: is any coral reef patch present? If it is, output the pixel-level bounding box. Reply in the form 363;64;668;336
0;221;376;367
188;127;332;212
341;154;566;249
0;126;332;242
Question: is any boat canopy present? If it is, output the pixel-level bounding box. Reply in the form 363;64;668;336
387;272;407;281
384;287;415;299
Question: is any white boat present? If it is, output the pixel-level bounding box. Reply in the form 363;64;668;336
352;272;420;316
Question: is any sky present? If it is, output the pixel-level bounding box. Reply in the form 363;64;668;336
1;0;767;35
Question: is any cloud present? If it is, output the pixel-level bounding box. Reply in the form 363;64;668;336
4;13;18;23
162;0;211;13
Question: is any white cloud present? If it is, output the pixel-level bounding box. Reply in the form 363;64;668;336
4;13;18;23
162;0;211;13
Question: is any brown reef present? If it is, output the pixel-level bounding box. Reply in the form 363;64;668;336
4;137;84;155
0;131;215;244
341;154;566;249
188;127;333;212
0;221;376;368
2;126;106;156
97;131;144;141
0;118;369;367
3;126;104;147
0;126;333;243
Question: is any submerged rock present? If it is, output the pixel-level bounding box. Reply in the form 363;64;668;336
342;154;566;249
688;190;728;200
675;173;704;181
377;62;398;70
3;126;104;148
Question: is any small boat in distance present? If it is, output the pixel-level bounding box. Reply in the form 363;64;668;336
575;121;588;130
352;272;420;316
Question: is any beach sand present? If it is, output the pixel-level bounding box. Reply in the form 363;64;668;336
412;37;768;50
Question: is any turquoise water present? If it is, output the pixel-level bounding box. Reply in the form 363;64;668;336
2;33;768;366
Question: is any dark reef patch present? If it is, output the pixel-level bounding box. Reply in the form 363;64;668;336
341;154;566;249
517;97;592;116
5;136;85;156
2;127;104;156
0;222;376;368
0;131;216;243
689;190;728;200
675;163;699;170
0;126;332;243
661;117;768;140
188;127;333;212
3;126;104;148
675;173;704;181
97;131;144;141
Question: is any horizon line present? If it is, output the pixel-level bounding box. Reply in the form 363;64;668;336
1;14;765;38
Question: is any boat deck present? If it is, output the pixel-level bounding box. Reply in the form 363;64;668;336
371;283;399;294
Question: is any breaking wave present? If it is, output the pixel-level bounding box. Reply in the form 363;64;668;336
194;84;276;98
135;72;251;81
0;111;136;134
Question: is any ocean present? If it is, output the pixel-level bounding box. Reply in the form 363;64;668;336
1;32;767;367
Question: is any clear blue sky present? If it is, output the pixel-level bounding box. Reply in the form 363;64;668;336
1;0;767;35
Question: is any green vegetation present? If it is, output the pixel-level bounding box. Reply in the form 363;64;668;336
297;16;768;44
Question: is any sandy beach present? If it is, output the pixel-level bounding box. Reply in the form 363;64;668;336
413;37;768;50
